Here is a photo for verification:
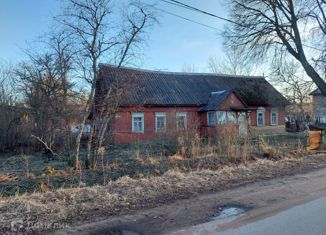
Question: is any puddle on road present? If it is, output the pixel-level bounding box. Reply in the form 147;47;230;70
212;206;247;221
100;206;248;235
101;229;141;235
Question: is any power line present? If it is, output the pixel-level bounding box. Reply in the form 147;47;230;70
160;0;238;25
154;6;220;31
159;0;324;52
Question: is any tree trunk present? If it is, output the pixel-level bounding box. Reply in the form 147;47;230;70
85;121;95;169
74;81;96;170
300;59;326;96
74;115;87;169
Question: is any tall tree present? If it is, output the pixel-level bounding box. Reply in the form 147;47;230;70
224;0;326;95
270;59;314;113
15;33;75;152
0;62;24;151
0;61;17;105
56;0;155;169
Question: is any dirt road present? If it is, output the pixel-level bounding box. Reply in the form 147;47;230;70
52;165;326;235
171;197;326;235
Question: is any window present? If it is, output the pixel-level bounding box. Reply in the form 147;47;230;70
217;111;227;124
257;108;265;126
207;111;216;126
176;112;187;130
318;116;326;124
132;112;144;133
155;112;166;132
227;112;237;124
271;109;278;125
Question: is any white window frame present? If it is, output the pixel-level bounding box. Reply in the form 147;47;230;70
270;109;278;126
217;111;227;125
176;112;187;130
155;112;166;132
257;107;265;127
227;111;237;124
207;111;216;126
132;112;144;133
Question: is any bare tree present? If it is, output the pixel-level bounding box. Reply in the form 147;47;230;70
0;62;27;151
0;62;17;105
15;33;75;154
56;0;156;169
270;59;314;113
91;5;156;169
181;64;201;73
224;0;326;95
207;47;255;75
307;0;326;75
45;31;78;156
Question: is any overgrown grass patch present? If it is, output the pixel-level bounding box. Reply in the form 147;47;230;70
0;130;311;197
1;153;326;234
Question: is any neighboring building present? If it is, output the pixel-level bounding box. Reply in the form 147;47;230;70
310;89;326;124
95;64;289;143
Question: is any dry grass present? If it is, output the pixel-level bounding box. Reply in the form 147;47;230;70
0;126;309;200
1;153;326;234
0;126;309;199
0;174;17;183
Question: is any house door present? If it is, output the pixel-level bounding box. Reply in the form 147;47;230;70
238;112;248;136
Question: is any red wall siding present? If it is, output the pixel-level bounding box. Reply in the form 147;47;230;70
278;109;285;125
198;112;217;136
111;106;200;144
249;107;285;126
219;93;246;110
109;93;286;143
249;110;257;126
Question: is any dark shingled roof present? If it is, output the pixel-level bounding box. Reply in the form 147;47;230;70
198;90;230;111
96;64;289;108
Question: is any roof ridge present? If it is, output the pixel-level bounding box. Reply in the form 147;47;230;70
99;63;265;79
211;90;227;95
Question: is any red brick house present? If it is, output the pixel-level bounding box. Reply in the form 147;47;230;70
95;64;288;143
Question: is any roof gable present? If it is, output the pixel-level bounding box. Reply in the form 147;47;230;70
199;90;230;111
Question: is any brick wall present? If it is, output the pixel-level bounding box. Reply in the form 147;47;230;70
109;93;286;143
219;93;246;109
249;107;285;126
111;106;200;143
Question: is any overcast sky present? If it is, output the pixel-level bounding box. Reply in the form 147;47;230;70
0;0;228;72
